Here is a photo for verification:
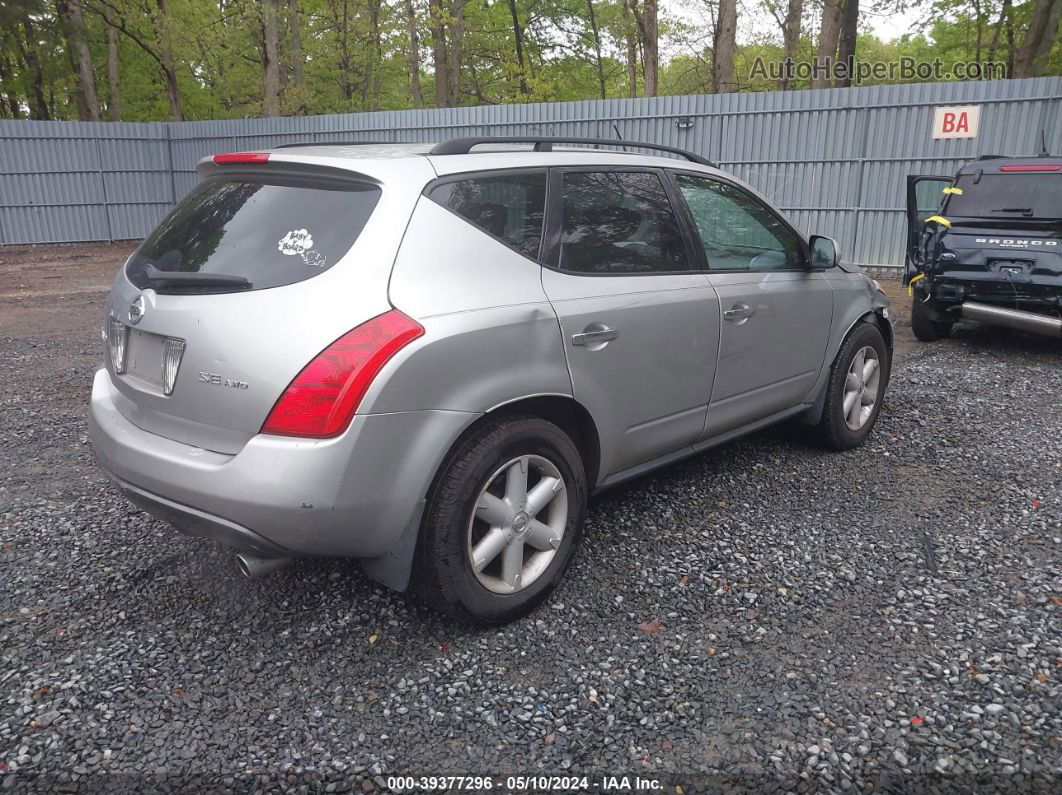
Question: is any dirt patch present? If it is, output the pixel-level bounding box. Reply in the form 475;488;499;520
0;241;136;300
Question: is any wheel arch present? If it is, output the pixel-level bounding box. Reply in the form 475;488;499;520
471;394;602;491
360;394;602;593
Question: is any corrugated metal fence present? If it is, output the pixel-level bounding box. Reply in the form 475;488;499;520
1;77;1060;267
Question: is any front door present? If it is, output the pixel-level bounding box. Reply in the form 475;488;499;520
541;168;720;479
905;175;954;284
669;172;834;438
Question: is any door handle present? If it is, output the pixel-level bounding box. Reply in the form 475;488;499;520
571;326;619;347
724;302;756;323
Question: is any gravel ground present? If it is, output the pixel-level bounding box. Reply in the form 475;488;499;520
1;248;1060;792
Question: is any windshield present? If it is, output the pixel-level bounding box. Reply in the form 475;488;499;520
945;173;1062;221
126;177;381;293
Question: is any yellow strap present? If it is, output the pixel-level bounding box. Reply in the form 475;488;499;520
942;187;963;195
924;215;951;228
908;273;925;296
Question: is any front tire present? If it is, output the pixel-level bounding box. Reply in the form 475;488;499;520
911;287;953;342
815;322;890;450
413;416;587;625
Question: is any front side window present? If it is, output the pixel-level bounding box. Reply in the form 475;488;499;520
428;171;547;258
675;174;804;271
557;171;689;274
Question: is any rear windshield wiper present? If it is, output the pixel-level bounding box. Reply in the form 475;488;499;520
142;263;252;290
994;207;1034;216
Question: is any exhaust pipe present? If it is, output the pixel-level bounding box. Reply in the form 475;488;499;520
236;553;292;578
961;301;1062;338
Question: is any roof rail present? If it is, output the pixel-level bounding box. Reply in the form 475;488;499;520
273;141;411;149
428;136;716;167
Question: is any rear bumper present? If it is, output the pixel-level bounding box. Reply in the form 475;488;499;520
929;270;1062;314
89;368;475;558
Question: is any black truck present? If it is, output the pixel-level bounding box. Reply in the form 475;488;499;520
904;152;1062;341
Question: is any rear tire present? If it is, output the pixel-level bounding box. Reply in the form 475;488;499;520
413;416;587;625
911;287;953;342
815;322;890;451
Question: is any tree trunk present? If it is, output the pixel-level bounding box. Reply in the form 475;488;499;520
17;19;50;119
362;0;382;110
642;0;658;96
153;0;182;120
107;24;120;121
405;0;423;107
585;0;607;99
447;0;465;106
813;0;843;89
429;0;449;106
289;0;304;90
262;0;280;116
507;0;530;96
779;0;804;89
836;0;859;88
712;0;737;93
622;0;638;97
56;0;100;121
1015;0;1062;77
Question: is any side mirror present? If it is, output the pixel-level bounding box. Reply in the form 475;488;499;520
809;235;839;269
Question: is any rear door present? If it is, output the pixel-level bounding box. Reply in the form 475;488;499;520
669;172;833;439
905;175;954;283
540;168;719;478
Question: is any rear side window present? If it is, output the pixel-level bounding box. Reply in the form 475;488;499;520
126;177;381;293
557;171;689;274
428;172;547;258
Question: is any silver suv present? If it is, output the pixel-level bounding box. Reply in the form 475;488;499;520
89;137;892;624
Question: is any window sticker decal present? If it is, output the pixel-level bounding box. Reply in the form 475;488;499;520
278;228;327;268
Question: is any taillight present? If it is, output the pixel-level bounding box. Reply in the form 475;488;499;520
998;164;1061;172
212;152;270;165
261;310;424;438
107;316;128;374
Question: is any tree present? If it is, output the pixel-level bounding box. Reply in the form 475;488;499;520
1015;0;1062;75
627;0;658;96
56;0;100;120
837;0;859;87
780;0;805;89
106;22;119;119
814;0;844;88
261;0;281;116
713;0;737;93
405;0;423;107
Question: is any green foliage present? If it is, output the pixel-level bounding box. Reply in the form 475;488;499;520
0;0;1057;121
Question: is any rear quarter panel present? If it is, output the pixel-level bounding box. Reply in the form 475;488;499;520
367;197;573;415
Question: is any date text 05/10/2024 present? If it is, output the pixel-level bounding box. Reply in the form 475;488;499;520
385;775;667;791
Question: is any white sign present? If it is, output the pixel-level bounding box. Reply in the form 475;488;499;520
932;105;981;139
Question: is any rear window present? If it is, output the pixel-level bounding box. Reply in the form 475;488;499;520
946;173;1062;221
126;177;381;292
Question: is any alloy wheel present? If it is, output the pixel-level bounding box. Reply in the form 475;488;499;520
466;454;568;594
842;345;881;431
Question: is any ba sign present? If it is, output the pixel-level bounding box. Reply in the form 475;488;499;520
932;105;981;139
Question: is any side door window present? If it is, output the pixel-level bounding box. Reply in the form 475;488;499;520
427;171;547;259
673;174;805;272
538;168;718;477
554;170;690;274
